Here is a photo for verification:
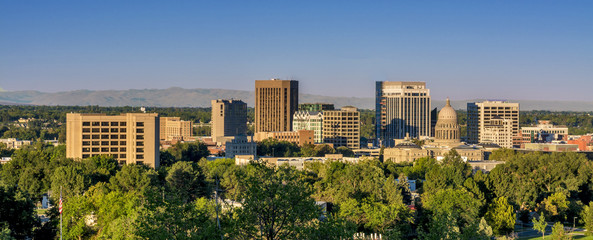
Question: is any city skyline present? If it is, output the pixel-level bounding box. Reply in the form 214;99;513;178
1;1;592;101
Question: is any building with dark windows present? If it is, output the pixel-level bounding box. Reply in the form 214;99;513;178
66;113;160;168
376;81;432;147
211;99;247;144
255;79;298;133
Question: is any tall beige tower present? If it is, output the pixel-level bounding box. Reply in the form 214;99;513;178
323;106;360;149
467;100;520;147
66;113;160;168
255;79;298;133
211;99;247;143
376;81;431;147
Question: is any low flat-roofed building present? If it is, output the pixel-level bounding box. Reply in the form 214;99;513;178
384;142;431;163
523;143;579;152
254;130;314;146
469;161;504;173
225;136;257;158
0;138;32;149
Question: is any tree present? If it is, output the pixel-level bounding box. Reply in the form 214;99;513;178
313;144;335;157
422;188;483;230
165;161;209;203
109;164;158;193
0;184;38;239
551;222;571;240
540;192;569;222
231;164;319;240
335;146;354;157
166;142;209;162
533;213;547;240
485;197;516;236
582;201;593;235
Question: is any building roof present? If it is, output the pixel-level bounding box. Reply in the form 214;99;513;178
437;98;457;122
393;142;422;149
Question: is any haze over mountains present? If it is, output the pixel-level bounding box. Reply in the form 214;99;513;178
0;87;592;111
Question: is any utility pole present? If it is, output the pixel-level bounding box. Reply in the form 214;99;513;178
215;178;222;240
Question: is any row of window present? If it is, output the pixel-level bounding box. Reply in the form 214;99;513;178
82;134;144;140
82;121;144;127
82;141;144;146
81;147;143;153
82;154;144;159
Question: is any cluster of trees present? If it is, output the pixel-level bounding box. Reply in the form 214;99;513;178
1;141;593;239
256;138;354;157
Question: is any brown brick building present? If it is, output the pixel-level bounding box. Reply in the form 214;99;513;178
255;79;298;133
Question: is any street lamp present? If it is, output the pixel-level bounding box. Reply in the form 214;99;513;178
573;217;577;231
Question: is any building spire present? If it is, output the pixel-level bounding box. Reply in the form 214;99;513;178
446;97;451;107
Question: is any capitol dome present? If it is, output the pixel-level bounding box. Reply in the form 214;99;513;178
435;98;460;144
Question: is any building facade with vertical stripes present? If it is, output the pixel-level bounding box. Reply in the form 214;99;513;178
376;81;431;147
255;79;298;133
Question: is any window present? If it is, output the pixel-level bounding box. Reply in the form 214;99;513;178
82;135;91;139
120;147;127;152
83;122;90;126
82;148;90;152
101;122;109;126
101;147;109;152
136;128;144;133
82;128;90;133
136;155;144;159
136;135;144;140
92;128;100;133
136;161;144;165
101;141;109;145
120;141;126;145
101;128;109;133
82;141;90;146
92;135;100;139
92;148;100;152
136;148;144;153
82;154;90;158
111;128;118;133
111;122;119;126
119;155;126;160
136;142;144;146
120;122;127;126
111;135;118;139
136;122;144;127
111;147;118;152
92;122;100;126
111;141;118;145
120;128;127;133
101;135;109;139
92;141;100;146
120;135;126;139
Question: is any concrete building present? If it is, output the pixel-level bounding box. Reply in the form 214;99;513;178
298;103;334;112
524;143;579;152
323;106;360;149
255;79;298;133
568;135;593;151
0;138;32;149
376;81;431;147
467;100;519;147
481;117;514;148
254;130;314;146
159;117;192;141
292;111;324;143
66;113;160;168
211;99;247;144
224;136;257;158
520;120;568;146
434;98;460;147
383;141;431;163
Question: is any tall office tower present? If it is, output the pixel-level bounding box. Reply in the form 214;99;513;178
298;103;334;112
323;106;360;149
211;99;248;143
375;81;431;147
255;79;298;133
293;111;324;143
159;117;192;141
66;113;160;168
467;100;520;147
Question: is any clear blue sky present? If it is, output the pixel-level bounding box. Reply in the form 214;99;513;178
1;0;592;101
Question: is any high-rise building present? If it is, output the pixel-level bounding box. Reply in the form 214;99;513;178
376;81;431;147
255;79;298;133
467;100;520;147
66;113;160;168
298;103;334;112
481;117;514;148
292;111;324;143
211;99;247;143
159;117;192;141
323;106;360;149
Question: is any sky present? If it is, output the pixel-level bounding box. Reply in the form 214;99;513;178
1;0;592;101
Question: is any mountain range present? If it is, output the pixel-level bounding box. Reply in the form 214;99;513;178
0;87;592;111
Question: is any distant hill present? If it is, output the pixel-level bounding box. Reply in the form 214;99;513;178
0;88;591;111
